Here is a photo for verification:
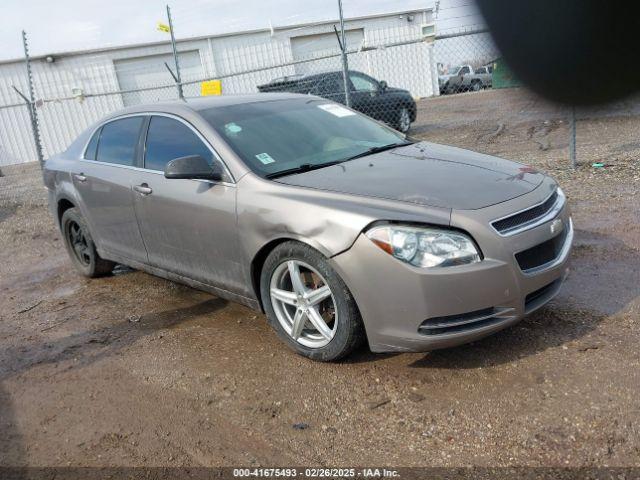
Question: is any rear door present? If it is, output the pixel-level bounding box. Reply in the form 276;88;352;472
130;114;245;294
311;73;347;105
72;116;149;263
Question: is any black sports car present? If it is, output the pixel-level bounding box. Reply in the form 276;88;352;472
257;70;417;133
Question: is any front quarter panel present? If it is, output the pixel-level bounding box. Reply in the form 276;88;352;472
235;173;451;297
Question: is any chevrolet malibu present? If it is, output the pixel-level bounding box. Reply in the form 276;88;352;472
44;93;573;361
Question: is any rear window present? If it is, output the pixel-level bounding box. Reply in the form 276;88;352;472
84;128;100;160
311;75;344;95
95;117;144;166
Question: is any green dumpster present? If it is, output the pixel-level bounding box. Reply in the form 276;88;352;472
492;58;522;89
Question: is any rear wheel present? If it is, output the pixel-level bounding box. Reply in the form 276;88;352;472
61;208;115;277
260;241;364;361
471;80;482;92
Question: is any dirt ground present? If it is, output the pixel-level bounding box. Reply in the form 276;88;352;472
1;88;639;469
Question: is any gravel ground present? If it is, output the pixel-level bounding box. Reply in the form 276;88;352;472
0;88;639;470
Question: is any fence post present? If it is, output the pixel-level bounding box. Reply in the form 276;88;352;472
22;30;45;168
337;0;351;107
569;106;576;168
166;5;184;100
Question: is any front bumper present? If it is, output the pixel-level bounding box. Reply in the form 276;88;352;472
330;181;573;353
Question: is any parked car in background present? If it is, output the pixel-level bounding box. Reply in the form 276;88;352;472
439;64;493;94
44;93;572;361
258;70;417;133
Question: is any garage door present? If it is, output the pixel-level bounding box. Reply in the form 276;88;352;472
114;50;204;106
290;29;364;74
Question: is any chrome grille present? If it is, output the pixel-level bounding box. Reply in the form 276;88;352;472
492;190;561;236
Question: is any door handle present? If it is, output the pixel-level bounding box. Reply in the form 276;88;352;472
133;184;153;195
74;173;87;183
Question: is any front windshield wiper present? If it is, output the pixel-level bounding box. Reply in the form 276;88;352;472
265;141;415;180
265;160;344;179
340;141;415;162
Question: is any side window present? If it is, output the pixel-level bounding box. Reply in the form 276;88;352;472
459;66;471;75
84;128;101;160
349;73;378;92
312;75;344;95
144;116;215;172
95;117;144;166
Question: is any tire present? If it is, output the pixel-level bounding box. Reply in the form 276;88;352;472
396;106;411;134
471;81;482;92
260;241;365;361
60;207;115;277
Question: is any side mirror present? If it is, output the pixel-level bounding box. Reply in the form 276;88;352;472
379;80;388;92
164;155;223;182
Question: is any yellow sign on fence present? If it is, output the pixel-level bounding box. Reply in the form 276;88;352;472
201;80;222;96
157;22;171;33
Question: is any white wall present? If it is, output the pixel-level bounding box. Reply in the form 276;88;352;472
0;9;436;165
435;0;485;33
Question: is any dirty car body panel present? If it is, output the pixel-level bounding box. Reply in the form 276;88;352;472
44;93;572;354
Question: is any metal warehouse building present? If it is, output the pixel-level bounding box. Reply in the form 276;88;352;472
0;8;437;166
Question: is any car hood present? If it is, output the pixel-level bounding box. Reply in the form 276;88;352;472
275;142;545;210
385;86;411;96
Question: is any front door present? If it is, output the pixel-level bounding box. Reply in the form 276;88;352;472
347;72;387;123
130;115;245;294
72;116;149;263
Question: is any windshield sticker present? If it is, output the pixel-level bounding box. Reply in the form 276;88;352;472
255;152;276;165
318;104;356;117
225;122;242;134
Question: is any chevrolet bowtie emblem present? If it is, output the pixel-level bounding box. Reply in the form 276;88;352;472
550;218;563;235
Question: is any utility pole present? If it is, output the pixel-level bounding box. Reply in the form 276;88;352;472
22;30;44;167
166;5;184;100
337;0;351;107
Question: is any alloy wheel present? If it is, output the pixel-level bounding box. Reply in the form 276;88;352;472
67;220;91;266
269;260;337;348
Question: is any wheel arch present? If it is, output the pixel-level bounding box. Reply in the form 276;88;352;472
399;97;417;122
250;236;334;312
57;197;76;226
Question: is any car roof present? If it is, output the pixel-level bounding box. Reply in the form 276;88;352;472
107;92;310;119
263;69;369;85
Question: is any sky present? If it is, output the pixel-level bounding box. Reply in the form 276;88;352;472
0;0;483;61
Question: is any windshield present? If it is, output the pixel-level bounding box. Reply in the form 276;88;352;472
448;66;462;75
200;98;406;178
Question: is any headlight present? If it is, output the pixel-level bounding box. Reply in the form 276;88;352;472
365;225;481;268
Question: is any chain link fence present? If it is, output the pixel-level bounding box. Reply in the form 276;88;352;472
1;2;639;176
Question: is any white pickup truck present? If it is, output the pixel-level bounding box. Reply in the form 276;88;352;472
439;64;493;94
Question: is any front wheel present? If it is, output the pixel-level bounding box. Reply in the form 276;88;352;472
260;241;364;361
396;107;411;133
